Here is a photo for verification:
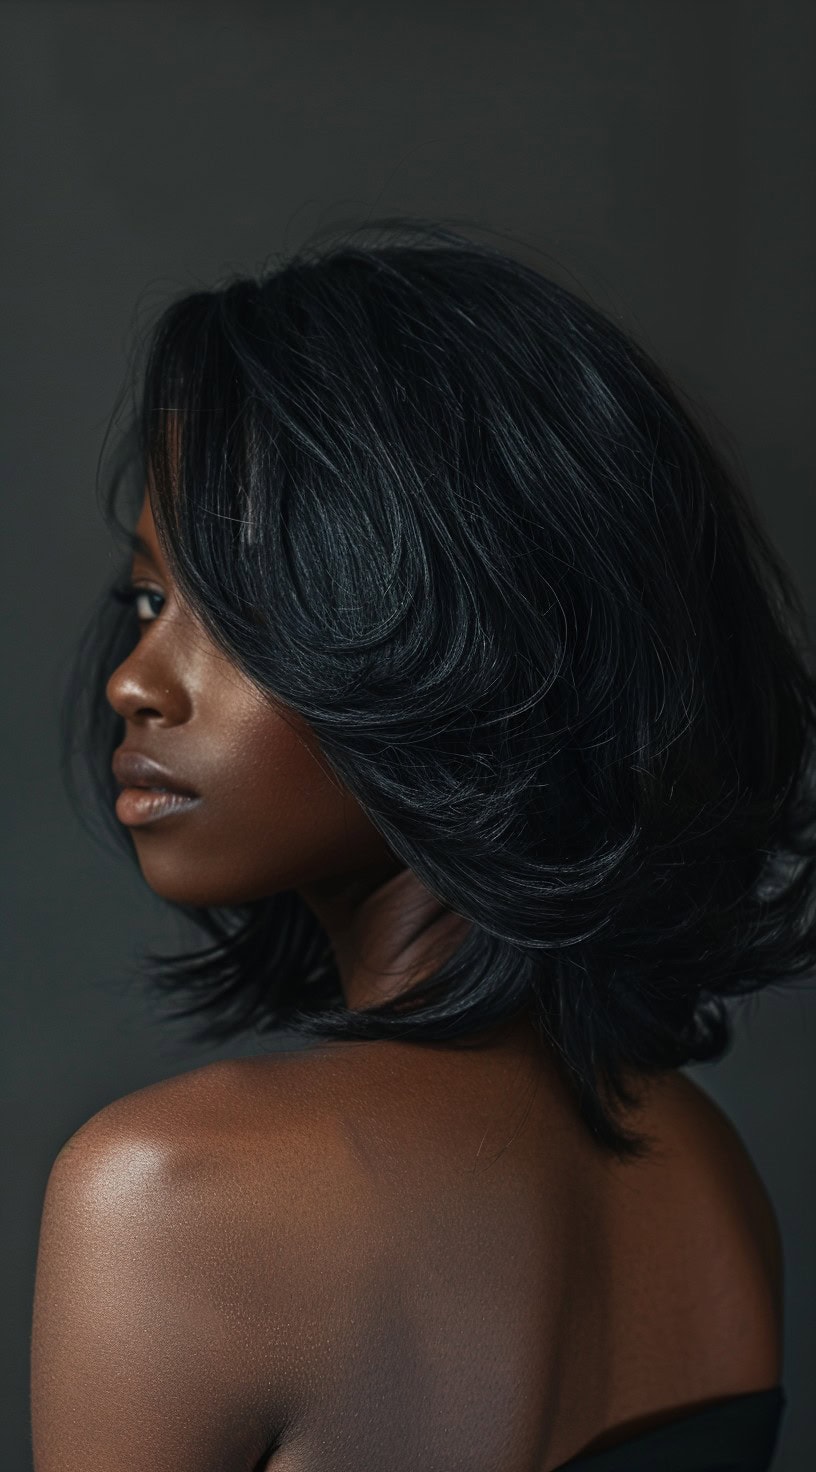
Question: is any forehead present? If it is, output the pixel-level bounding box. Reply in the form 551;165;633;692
133;413;182;557
131;492;164;565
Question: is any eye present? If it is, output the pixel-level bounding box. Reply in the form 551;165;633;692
110;582;165;624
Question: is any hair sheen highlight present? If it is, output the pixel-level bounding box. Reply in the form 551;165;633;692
63;217;816;1159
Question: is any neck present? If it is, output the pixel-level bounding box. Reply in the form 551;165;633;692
298;862;473;1012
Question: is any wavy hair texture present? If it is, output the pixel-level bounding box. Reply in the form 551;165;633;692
62;216;816;1159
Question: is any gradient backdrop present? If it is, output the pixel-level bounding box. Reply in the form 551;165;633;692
2;3;814;1468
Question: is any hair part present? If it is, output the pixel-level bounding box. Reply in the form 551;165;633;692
63;216;816;1159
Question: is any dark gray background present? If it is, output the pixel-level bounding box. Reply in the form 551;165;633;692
3;3;813;1469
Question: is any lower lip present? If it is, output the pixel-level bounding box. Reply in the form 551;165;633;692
115;787;201;827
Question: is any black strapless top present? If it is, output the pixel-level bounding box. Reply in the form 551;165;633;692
550;1386;786;1471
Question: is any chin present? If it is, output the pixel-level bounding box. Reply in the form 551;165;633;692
132;850;260;909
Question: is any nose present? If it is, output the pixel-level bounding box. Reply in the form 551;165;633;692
105;643;192;727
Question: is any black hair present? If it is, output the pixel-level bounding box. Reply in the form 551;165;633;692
62;215;816;1160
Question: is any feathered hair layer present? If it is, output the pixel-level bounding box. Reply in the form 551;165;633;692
62;218;816;1158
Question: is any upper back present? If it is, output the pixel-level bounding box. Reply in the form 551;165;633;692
145;1023;784;1472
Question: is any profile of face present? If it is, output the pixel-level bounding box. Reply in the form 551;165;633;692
105;492;403;912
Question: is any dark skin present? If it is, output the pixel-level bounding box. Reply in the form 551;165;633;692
104;490;473;1011
30;490;785;1472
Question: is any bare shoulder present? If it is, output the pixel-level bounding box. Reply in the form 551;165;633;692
32;1052;348;1471
650;1070;785;1308
56;1044;356;1187
55;1043;387;1255
44;1047;368;1357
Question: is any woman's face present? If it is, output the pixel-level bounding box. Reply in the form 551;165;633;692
105;493;401;908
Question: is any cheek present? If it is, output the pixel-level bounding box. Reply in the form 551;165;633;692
225;717;351;868
130;702;395;906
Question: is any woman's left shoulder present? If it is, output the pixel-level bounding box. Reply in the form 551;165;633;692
56;1048;340;1175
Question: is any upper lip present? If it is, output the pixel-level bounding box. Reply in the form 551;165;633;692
112;748;199;797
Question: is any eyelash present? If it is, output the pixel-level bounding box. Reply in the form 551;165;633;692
111;583;165;623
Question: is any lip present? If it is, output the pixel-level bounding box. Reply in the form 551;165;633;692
112;748;199;797
114;787;201;827
112;748;201;828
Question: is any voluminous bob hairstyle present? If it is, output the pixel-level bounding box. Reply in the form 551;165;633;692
63;216;816;1159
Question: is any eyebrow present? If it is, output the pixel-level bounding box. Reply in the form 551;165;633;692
128;531;157;563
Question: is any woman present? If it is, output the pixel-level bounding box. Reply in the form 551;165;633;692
31;218;805;1470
